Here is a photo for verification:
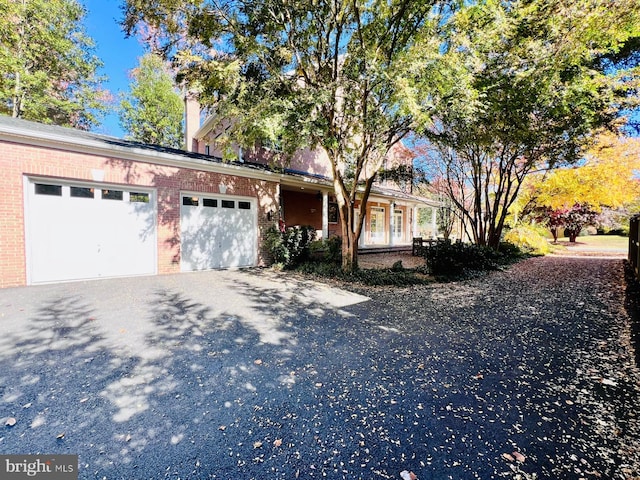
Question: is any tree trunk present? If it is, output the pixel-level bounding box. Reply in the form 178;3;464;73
342;230;358;272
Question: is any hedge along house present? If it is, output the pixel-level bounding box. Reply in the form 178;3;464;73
0;116;283;288
185;97;440;251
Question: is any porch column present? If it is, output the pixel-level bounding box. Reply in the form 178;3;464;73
431;205;438;238
389;202;395;246
413;205;418;238
322;191;329;240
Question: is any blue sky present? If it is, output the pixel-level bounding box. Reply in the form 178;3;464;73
82;0;144;137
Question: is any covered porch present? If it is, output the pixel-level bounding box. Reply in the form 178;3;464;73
279;181;441;250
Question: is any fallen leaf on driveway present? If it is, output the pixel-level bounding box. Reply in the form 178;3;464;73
502;453;515;462
56;432;65;439
218;425;226;431
513;452;526;463
273;438;282;447
600;378;617;387
400;470;418;480
254;359;263;365
253;441;263;448
5;417;16;427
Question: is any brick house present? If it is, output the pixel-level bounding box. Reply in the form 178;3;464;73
186;98;440;250
0;113;437;287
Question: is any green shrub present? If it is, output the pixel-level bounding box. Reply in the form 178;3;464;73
503;225;551;255
264;226;289;266
264;225;316;268
309;236;342;264
423;240;522;278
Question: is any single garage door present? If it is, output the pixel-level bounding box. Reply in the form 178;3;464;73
180;194;256;271
25;179;157;284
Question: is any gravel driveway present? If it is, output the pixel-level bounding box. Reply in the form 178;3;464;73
1;257;639;479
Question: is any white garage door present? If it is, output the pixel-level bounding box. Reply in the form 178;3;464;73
25;179;157;284
180;194;256;271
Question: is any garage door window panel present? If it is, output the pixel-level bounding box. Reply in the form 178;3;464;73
35;184;62;196
102;189;123;200
222;200;234;208
183;196;199;206
203;198;217;207
130;192;149;203
70;186;94;198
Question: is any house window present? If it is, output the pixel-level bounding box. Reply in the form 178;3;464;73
204;145;210;156
70;186;94;198
370;207;385;243
35;183;62;196
130;192;150;203
328;202;338;223
203;198;217;207
183;196;199;206
102;189;123;200
393;209;403;240
221;200;235;208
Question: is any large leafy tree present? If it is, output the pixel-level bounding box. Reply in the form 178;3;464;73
419;0;640;249
519;134;640;240
122;0;455;272
119;53;184;148
0;0;107;129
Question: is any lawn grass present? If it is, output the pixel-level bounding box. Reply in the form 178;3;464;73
553;234;628;249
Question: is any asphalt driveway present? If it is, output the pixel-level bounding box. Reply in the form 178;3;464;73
1;258;639;479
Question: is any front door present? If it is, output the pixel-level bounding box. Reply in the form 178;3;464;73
370;207;385;244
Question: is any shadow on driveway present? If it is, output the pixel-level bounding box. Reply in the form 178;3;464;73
0;261;639;479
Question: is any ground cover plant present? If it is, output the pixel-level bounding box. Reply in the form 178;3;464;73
292;240;527;286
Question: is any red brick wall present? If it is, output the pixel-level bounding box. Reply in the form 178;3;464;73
0;141;279;288
282;190;323;229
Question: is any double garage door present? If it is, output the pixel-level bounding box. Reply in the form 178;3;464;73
25;179;257;284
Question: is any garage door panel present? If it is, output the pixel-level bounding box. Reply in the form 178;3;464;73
26;181;157;284
180;207;223;271
98;199;156;278
180;195;256;271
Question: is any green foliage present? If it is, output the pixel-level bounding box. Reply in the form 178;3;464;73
391;260;404;272
264;225;316;269
0;0;107;129
264;227;289;267
504;225;551;255
309;236;342;264
119;53;184;148
420;0;640;249
423;240;523;278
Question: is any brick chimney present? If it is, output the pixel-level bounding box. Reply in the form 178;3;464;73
184;92;201;152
